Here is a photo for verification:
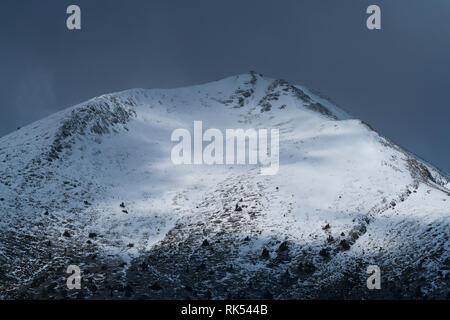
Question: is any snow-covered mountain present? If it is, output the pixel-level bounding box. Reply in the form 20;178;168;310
0;72;448;299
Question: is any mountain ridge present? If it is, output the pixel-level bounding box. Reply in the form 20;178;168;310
0;72;448;299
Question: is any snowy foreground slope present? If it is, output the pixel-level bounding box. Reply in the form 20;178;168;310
0;72;448;299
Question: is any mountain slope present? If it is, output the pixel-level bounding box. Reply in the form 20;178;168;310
0;72;448;299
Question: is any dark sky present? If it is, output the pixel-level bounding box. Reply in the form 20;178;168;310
0;0;449;173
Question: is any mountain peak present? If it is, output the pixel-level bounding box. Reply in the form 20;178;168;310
0;74;448;299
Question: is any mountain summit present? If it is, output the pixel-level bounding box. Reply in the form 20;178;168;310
0;72;448;299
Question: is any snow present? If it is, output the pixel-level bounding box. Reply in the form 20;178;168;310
0;72;448;298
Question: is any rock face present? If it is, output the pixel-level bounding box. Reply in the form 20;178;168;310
0;73;449;299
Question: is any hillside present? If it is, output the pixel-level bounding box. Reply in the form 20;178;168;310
0;72;448;299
